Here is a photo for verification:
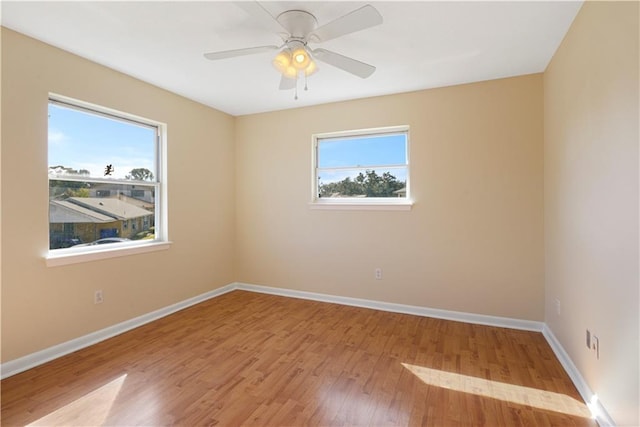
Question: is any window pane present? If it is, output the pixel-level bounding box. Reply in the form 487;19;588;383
48;103;156;180
318;168;407;198
318;133;406;169
49;180;156;249
48;97;162;252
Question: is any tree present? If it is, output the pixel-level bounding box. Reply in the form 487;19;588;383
48;166;91;198
69;188;90;197
319;170;405;198
126;168;154;181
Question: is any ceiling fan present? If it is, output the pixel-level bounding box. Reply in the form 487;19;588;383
203;2;383;98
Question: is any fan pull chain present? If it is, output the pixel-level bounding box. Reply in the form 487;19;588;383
304;74;308;91
294;75;299;100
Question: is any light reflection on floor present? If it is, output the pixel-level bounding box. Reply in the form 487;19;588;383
27;374;127;427
402;363;593;419
19;363;595;425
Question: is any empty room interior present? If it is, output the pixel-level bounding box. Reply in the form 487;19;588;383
1;1;638;426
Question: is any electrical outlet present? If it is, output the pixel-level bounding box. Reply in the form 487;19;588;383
374;268;382;280
94;290;104;304
586;329;591;348
592;335;599;359
587;330;599;359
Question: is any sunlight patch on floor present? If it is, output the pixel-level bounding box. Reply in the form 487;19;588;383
402;363;592;419
27;374;127;426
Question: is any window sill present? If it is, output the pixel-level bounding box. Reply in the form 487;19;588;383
45;241;172;267
309;199;413;211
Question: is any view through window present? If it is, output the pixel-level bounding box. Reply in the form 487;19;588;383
314;127;409;200
48;97;161;250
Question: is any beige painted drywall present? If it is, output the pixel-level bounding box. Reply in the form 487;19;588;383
236;74;544;321
544;2;639;425
0;24;3;363
0;28;236;362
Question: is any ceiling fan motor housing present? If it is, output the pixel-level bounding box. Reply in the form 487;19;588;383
276;10;317;40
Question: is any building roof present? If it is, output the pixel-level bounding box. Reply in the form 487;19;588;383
117;194;154;210
50;200;114;223
393;187;407;195
68;197;153;220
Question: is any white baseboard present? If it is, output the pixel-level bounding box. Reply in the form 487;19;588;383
0;283;236;380
1;281;612;427
234;282;545;332
542;325;615;427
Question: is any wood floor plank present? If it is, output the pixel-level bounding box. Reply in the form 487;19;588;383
1;291;596;426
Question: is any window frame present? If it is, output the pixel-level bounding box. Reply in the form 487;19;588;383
310;125;413;211
45;94;170;267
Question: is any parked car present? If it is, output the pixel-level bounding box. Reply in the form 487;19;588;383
53;237;83;248
73;237;130;247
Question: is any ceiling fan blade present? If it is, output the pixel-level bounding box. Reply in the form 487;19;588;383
279;75;296;90
204;45;278;61
235;1;287;36
309;4;382;43
312;48;376;79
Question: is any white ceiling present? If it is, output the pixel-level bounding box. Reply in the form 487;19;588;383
1;1;582;116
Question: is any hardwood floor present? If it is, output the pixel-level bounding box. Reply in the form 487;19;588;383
1;290;595;426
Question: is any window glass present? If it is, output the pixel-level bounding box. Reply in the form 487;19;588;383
318;134;407;168
48;98;161;250
315;128;409;199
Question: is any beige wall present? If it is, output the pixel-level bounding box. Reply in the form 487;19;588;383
236;74;544;321
1;29;236;362
0;25;3;363
544;2;639;426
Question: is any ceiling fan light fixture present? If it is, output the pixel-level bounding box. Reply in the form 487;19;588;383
273;45;316;80
272;49;291;74
291;47;311;70
283;65;298;79
304;60;318;77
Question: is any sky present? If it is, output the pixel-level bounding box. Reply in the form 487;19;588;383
48;101;406;185
317;133;408;184
48;103;156;180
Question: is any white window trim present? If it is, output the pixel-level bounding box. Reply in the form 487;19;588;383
47;94;169;264
308;199;413;211
310;125;413;211
309;201;413;211
45;240;172;267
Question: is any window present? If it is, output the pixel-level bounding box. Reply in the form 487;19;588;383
131;189;145;199
48;95;166;258
312;126;411;209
